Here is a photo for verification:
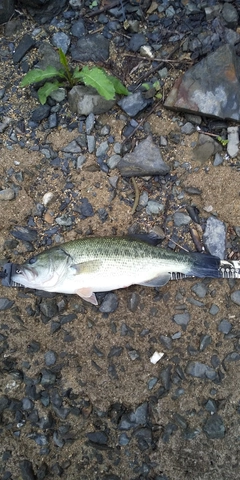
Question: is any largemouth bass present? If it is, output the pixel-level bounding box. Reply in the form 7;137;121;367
8;236;240;305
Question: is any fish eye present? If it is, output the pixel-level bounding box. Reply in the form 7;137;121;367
16;269;22;274
28;257;37;265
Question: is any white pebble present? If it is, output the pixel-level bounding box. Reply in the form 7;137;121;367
42;192;54;206
150;351;164;364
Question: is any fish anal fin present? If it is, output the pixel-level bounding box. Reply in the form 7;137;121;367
75;287;98;305
139;273;170;287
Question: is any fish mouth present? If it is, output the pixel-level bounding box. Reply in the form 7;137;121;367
11;264;38;286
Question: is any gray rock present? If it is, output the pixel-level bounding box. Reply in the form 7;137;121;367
11;226;37;242
203;414;225;439
139;191;148;207
0;188;15;200
40;299;58;318
55;215;73;226
86;431;108;445
52;32;70;54
45;351;57;366
13;34;35;64
0;116;11;133
127;292;140;312
77;155;86;168
96;141;109;157
68;85;116;116
99;293;118;313
173;212;191;226
71;19;86;38
31;105;51;123
49;88;66;103
146;201;164;215
107;154;121;169
129;33;146;52
231;290;240;306
173;312;190;328
181;122;195;135
62;140;81;153
78;198;94;217
193;134;222;163
191;282;207;298
186;361;216;379
70;33;109;62
222;2;238;29
218;318;232;334
118;91;151;117
118;136;169;177
165;44;240;121
227;126;239;158
19;460;35;480
37;42;62;70
209;304;219;315
87;135;95;153
199;334;212;352
203;216;226;259
0;0;14;24
213;152;224;166
85;113;95;134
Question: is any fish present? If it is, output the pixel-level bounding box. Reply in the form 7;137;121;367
8;235;240;305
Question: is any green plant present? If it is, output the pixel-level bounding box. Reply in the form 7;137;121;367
20;48;129;105
142;80;162;100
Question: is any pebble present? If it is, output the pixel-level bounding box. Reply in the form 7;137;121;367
173;312;190;329
173;212;191;226
76;155;86;168
19;460;35;480
191;282;207;298
118;92;151;117
71;19;86;38
218;319;232;334
199;334;212;352
203;216;226;259
209;304;219;315
0;298;14;310
45;351;57;366
85;113;95;134
107;154;121;169
231;290;240;306
181;122;195;135
96;141;109;157
186;361;216;380
87;135;96;153
52;32;70;53
146;200;164;215
227;126;239;158
0;188;15;200
62;140;81;154
118;135;169;176
203;414;225;439
99;293;119;313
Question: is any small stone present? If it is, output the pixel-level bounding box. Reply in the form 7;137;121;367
181;122;195;135
209;304;219;315
45;351;57;366
99;293;118;313
191;282;207;298
96;140;109;157
150;352;164;364
86;431;108;445
231;290;240;306
227;126;239;158
52;32;70;54
0;298;14;310
19;459;35;480
79;198;94;217
118;92;151;118
107;154;121;169
203;414;225;439
173;312;190;329
49;88;66;103
87;135;96;153
213;152;224;166
71;19;86;37
218;319;232;334
199;334;212;352
203;216;226;259
0;188;15;201
77;155;86;168
42;192;54;206
62;140;81;154
55;214;73;226
173;212;191;226
186;361;216;380
146;200;164;215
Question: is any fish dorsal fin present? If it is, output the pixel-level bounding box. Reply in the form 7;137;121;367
126;232;161;246
70;260;102;275
75;287;98;305
139;273;170;287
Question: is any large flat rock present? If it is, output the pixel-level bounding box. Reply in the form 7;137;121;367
164;44;240;121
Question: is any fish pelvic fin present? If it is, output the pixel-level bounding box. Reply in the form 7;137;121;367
75;287;98;305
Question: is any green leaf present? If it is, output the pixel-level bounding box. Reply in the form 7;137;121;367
38;81;61;105
20;66;60;87
153;80;161;91
142;82;150;90
107;75;129;96
58;48;68;70
155;92;162;99
90;0;98;8
77;66;115;100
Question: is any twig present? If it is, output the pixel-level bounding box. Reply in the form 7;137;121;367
131;177;140;214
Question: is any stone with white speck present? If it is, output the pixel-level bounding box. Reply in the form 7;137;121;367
150;351;164;364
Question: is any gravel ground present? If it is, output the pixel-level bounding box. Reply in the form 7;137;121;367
1;1;240;479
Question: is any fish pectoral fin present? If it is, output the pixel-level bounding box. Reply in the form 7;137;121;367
70;260;102;275
75;287;98;305
139;273;171;287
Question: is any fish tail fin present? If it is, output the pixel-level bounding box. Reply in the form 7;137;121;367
187;252;221;278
